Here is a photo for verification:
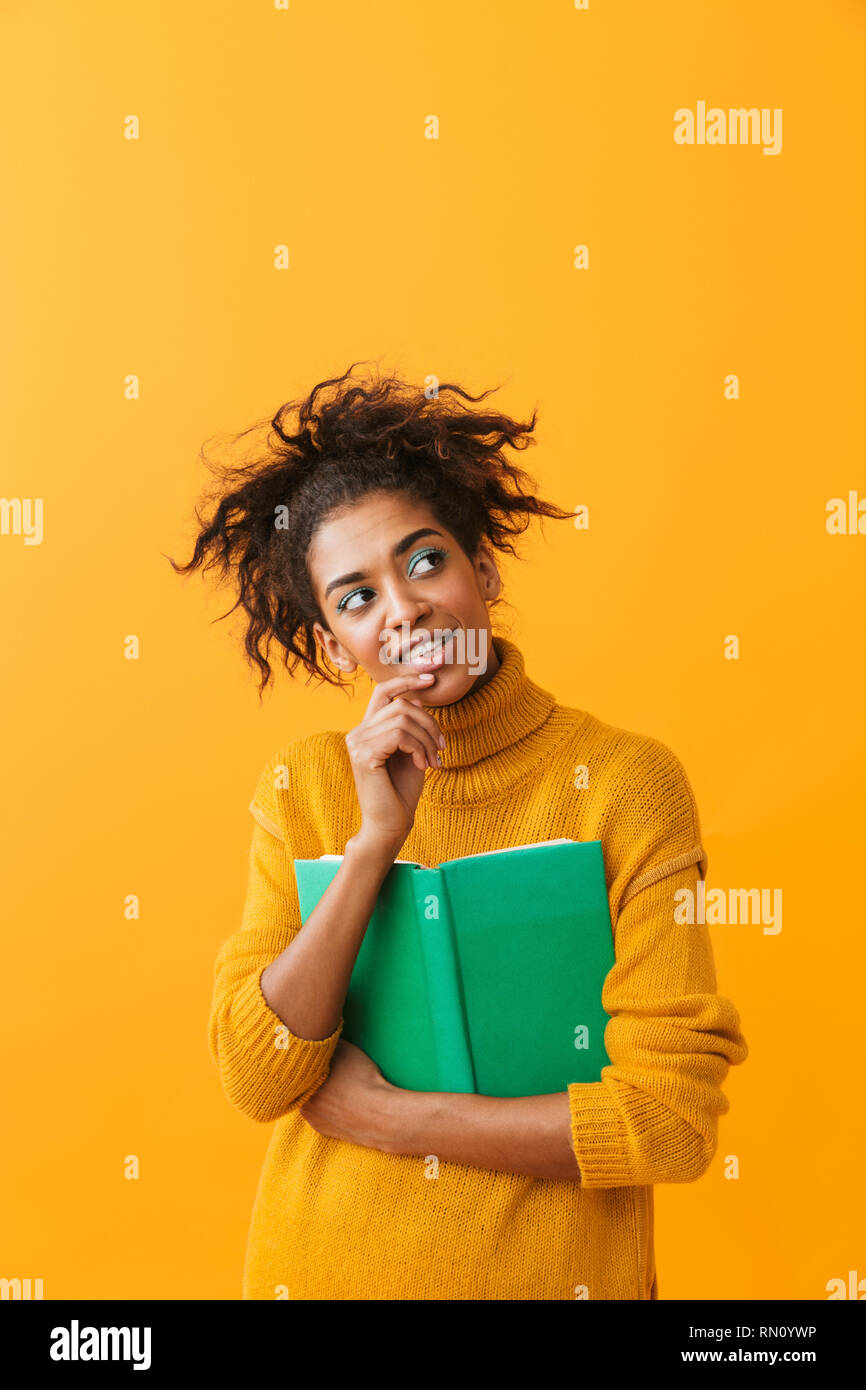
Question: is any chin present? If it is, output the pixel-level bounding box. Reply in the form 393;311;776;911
421;664;474;703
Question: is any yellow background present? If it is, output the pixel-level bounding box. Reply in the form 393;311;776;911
2;0;864;1299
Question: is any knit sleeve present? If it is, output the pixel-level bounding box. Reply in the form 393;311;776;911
207;754;344;1123
567;744;748;1187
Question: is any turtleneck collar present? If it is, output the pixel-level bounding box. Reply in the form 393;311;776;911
431;634;557;770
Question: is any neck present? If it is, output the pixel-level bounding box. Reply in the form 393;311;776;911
456;631;501;698
429;635;557;770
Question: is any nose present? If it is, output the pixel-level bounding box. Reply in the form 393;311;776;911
381;576;433;635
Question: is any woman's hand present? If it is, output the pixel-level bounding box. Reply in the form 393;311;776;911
345;669;445;854
298;1040;399;1151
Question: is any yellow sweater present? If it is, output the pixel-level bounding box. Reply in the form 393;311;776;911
209;635;748;1300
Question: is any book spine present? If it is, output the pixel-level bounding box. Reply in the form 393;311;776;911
411;868;477;1093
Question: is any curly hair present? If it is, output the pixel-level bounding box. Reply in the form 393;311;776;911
166;361;574;697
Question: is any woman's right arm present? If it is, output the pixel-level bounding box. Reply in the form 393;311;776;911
260;668;443;1040
207;815;348;1123
208;668;443;1122
258;830;402;1040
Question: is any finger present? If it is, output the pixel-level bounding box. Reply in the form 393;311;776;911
386;704;443;769
354;707;441;771
389;694;444;749
356;688;444;761
391;730;434;773
364;670;437;718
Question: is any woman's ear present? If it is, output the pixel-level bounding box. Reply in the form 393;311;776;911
313;620;358;673
474;544;502;602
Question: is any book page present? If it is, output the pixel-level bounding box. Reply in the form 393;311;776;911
318;841;573;868
444;838;574;863
317;854;429;866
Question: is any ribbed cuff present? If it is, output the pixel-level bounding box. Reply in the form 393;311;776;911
567;1082;636;1188
222;970;344;1120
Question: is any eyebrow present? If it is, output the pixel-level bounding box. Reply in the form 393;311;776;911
324;528;444;601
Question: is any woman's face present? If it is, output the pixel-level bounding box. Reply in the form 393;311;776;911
308;491;502;702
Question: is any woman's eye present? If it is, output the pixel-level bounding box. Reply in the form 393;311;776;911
408;547;447;576
337;587;375;613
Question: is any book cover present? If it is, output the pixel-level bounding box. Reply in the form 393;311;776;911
293;839;615;1097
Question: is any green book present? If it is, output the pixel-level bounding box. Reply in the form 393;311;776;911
293;839;615;1098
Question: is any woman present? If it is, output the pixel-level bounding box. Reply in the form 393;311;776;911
171;362;748;1300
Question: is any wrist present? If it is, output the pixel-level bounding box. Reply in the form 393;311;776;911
377;1084;436;1156
345;828;406;866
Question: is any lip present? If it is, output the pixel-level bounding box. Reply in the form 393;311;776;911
399;628;456;669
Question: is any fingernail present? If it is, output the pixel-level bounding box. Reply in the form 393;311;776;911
419;674;434;681
438;734;446;749
435;753;442;766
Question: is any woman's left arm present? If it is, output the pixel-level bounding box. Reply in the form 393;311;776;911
298;1038;580;1178
385;860;750;1185
380;1084;581;1179
304;857;748;1184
